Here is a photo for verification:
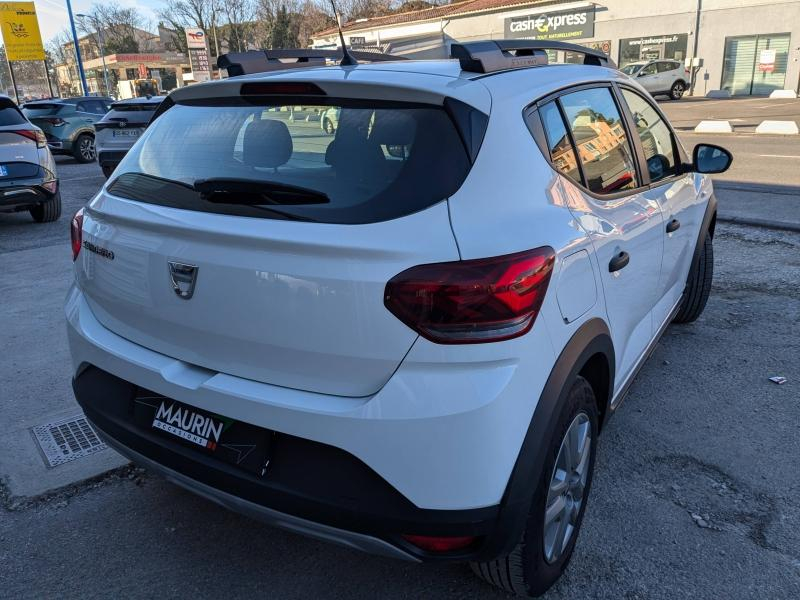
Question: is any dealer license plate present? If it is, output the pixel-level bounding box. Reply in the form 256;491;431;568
133;390;272;476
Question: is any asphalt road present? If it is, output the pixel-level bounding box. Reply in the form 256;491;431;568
2;156;799;599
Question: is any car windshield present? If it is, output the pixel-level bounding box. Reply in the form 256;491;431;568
621;64;644;75
109;100;472;224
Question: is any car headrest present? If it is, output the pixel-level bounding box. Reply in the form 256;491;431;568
243;119;292;168
369;112;416;146
325;134;385;171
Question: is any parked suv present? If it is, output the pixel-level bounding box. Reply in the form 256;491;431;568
621;59;690;100
95;96;163;178
66;41;730;597
0;96;60;222
22;96;111;163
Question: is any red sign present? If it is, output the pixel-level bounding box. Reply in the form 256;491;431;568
138;63;147;78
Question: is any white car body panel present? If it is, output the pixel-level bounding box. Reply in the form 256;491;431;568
65;59;713;515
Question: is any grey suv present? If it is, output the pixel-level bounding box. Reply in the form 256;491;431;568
22;97;111;163
0;96;60;222
621;60;690;100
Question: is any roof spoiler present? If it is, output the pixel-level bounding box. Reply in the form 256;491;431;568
218;49;406;76
450;40;616;74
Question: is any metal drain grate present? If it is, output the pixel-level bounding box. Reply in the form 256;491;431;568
32;414;107;468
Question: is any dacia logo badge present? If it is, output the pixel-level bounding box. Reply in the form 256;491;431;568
168;261;198;299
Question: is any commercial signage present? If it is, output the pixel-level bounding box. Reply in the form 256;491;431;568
504;7;595;41
619;33;688;67
348;36;367;48
758;49;776;73
0;2;45;61
185;27;211;82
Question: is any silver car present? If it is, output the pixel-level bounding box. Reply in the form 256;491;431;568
0;96;60;223
621;60;690;100
95;96;164;178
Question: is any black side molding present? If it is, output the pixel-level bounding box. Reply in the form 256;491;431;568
478;318;615;559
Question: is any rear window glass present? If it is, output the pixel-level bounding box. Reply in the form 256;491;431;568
109;101;471;224
109;102;160;112
0;106;27;126
22;104;71;117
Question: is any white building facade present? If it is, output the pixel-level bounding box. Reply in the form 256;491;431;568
312;0;800;96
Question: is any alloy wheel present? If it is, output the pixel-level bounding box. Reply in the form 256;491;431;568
543;412;592;564
80;137;96;161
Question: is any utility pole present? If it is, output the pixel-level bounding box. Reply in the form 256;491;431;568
689;0;703;96
77;14;111;97
66;0;89;95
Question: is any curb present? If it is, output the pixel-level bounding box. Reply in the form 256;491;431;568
694;120;732;133
717;215;800;233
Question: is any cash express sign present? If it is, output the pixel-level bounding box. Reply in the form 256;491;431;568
505;7;595;41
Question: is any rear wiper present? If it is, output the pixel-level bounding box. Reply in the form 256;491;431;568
194;178;330;206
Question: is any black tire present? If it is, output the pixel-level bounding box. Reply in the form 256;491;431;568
673;231;713;323
102;165;115;179
471;377;598;598
73;133;96;163
670;80;686;100
29;191;62;223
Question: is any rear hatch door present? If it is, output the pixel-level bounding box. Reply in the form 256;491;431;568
77;93;476;397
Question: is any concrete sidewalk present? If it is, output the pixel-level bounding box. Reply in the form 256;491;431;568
0;244;127;501
714;182;800;233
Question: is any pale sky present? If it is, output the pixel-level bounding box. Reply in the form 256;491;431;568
33;0;162;46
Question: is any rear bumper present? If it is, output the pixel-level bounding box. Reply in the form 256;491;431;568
0;178;57;210
97;150;127;168
66;283;556;560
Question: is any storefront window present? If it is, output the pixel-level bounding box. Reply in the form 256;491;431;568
721;33;791;96
618;34;688;68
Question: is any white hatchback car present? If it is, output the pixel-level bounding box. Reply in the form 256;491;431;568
621;59;691;100
66;41;731;597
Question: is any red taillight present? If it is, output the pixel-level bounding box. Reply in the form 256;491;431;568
14;129;47;148
384;247;555;344
402;534;477;553
42;180;58;194
71;208;84;261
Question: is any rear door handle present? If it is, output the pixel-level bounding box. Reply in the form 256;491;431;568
666;218;681;233
608;251;630;273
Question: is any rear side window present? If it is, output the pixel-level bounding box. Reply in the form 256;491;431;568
558;88;639;195
538;102;581;185
657;61;679;73
101;104;159;124
0;106;27;126
621;89;677;183
109;100;473;224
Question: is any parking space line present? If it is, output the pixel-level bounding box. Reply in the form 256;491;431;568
60;175;105;182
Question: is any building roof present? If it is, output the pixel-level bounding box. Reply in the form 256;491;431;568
315;0;569;37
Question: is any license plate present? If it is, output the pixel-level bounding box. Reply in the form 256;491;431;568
112;129;139;138
0;165;7;177
133;391;272;476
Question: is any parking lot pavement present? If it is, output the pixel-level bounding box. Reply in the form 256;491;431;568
0;157;126;498
2;157;799;598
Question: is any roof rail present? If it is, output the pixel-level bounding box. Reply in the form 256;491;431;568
218;49;406;77
450;40;616;74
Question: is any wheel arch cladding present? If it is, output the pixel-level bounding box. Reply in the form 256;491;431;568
481;317;614;560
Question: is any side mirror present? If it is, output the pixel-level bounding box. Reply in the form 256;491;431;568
693;143;732;174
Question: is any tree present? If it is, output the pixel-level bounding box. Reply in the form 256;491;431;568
270;5;299;49
157;0;217;56
77;5;150;55
221;0;256;53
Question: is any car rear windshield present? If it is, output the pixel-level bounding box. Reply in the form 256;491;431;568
0;106;28;126
109;102;160;113
108;100;472;224
22;103;70;117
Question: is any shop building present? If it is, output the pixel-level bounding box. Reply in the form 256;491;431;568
312;0;800;96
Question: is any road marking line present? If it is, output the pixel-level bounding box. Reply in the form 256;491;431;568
757;154;798;158
60;175;105;182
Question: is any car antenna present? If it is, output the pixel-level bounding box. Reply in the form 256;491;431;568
329;0;357;66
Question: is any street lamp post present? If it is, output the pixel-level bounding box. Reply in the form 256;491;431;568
65;0;88;96
76;13;111;97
